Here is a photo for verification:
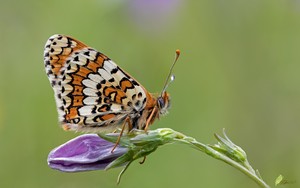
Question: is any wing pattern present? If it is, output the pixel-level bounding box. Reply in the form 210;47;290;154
44;34;147;132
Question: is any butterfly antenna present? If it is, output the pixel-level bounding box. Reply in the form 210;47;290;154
161;49;181;96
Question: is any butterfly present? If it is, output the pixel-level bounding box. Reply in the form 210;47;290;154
44;34;180;141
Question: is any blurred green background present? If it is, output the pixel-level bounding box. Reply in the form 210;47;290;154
1;0;300;187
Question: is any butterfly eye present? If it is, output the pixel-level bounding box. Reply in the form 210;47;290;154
157;97;165;109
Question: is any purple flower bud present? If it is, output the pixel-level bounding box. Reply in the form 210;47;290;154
47;134;128;172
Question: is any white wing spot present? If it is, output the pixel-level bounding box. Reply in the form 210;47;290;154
83;88;98;96
82;79;98;89
88;74;103;83
98;68;112;81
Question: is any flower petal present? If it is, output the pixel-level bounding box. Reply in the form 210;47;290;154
48;134;128;172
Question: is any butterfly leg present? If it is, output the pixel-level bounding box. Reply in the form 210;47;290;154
144;106;158;132
111;116;131;153
139;156;147;164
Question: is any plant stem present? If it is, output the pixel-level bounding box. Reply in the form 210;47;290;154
190;140;270;188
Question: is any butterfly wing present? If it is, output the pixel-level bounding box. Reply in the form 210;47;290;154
44;34;148;132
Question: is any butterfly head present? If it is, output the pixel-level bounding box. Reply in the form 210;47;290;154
157;91;171;115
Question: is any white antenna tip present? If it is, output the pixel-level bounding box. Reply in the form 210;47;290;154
170;75;175;81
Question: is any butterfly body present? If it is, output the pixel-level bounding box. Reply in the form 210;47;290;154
44;34;170;133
